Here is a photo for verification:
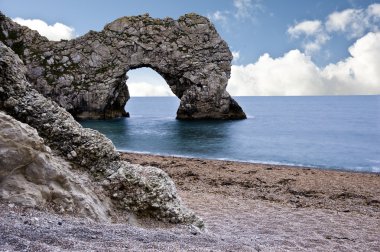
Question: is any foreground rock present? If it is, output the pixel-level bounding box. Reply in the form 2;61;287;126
0;42;203;228
0;12;246;120
0;112;113;221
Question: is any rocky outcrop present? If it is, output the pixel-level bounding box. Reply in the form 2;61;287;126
0;41;203;228
0;111;113;221
0;12;246;120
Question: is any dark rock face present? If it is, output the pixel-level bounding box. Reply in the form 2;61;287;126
0;12;246;120
0;41;203;227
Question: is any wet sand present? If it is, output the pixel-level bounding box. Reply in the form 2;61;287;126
1;153;379;251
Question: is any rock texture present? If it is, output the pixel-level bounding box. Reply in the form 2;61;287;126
0;111;113;221
0;41;203;228
0;12;245;120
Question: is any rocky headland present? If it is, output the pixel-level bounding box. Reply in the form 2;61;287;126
0;10;248;229
0;40;203;228
0;11;245;120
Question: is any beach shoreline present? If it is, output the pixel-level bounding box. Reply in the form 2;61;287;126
120;152;380;216
119;150;379;174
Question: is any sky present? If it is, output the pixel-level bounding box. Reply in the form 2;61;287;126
1;0;380;96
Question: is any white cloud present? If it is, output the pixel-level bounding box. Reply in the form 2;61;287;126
233;0;253;19
227;32;380;96
209;10;228;23
127;82;175;97
126;67;175;97
208;10;230;28
234;0;264;20
288;20;322;37
303;33;330;55
288;20;329;55
209;0;263;26
228;50;325;96
326;3;380;39
322;32;380;94
288;4;380;55
232;51;240;62
12;17;75;41
326;9;367;38
368;3;380;17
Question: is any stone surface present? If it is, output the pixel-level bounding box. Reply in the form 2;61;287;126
0;11;246;120
0;111;113;221
0;41;203;228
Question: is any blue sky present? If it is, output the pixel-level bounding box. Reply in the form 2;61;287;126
1;0;380;96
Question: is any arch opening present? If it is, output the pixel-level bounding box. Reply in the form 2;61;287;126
127;67;176;97
125;67;180;118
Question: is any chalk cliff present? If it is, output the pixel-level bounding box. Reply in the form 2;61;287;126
0;12;246;119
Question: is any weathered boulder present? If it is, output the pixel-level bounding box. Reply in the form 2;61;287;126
0;41;203;228
0;12;246;120
0;111;113;221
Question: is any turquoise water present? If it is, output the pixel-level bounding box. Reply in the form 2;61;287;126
80;96;380;173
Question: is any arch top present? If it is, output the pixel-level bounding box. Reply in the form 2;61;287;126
0;11;246;120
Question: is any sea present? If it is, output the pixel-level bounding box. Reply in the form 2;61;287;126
80;96;380;173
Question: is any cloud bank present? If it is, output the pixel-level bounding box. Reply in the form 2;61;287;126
227;32;380;96
12;17;75;41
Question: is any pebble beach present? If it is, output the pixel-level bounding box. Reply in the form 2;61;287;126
1;153;379;251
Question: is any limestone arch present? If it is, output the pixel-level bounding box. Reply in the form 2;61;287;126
0;12;246;120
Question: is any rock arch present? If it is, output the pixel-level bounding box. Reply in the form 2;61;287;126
0;12;246;120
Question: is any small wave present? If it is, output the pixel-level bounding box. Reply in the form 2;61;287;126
216;159;380;173
370;166;380;173
214;157;320;168
117;150;380;173
118;150;318;168
118;149;197;159
119;149;155;155
368;159;380;164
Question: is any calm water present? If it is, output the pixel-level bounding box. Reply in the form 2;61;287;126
80;96;380;173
